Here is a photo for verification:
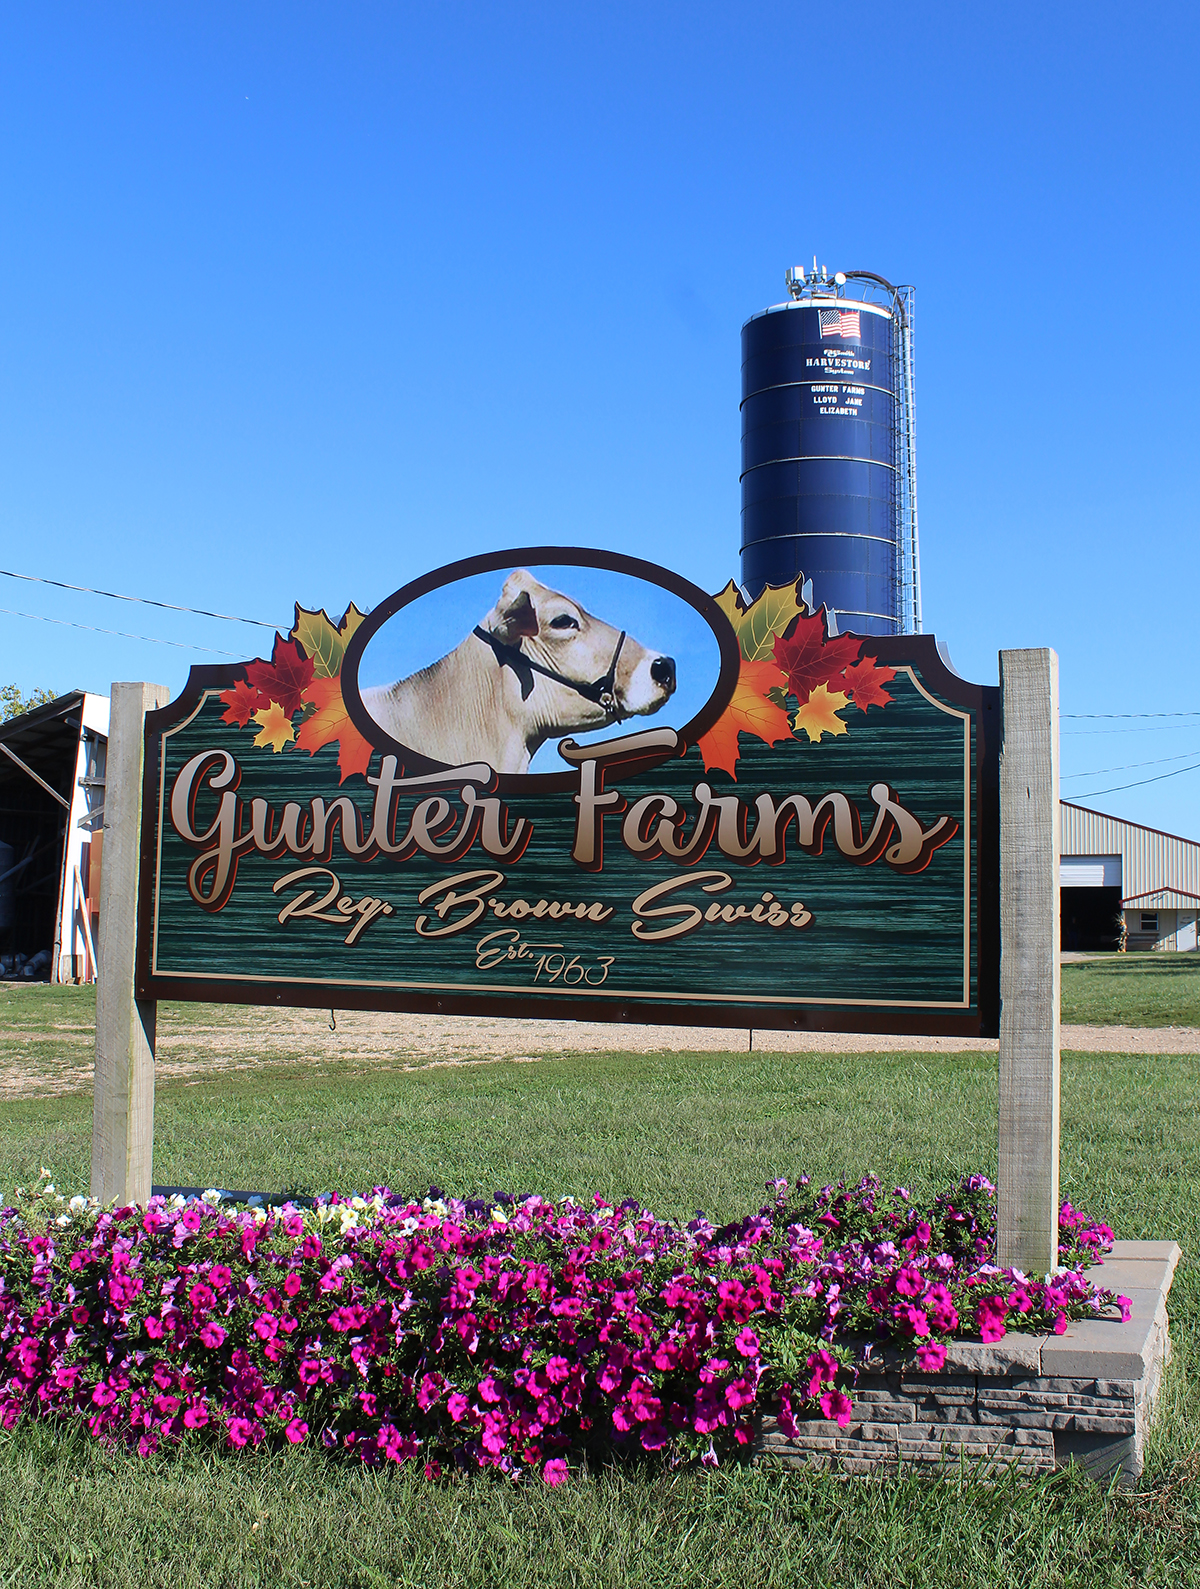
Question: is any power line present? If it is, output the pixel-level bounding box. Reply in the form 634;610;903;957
1062;750;1200;779
1072;760;1200;798
1062;711;1200;720
0;567;275;628
0;606;242;657
1064;723;1200;736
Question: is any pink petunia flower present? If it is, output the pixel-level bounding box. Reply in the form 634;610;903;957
542;1457;569;1486
284;1418;308;1443
893;1264;924;1298
819;1389;853;1428
734;1327;760;1358
915;1340;947;1372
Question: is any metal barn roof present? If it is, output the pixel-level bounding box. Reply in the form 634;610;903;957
1061;802;1200;904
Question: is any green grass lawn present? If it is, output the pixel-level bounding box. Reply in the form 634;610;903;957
2;984;1199;1587
1061;953;1200;1027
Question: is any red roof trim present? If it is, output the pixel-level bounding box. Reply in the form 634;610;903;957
1121;888;1200;905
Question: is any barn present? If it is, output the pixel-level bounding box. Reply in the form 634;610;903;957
1061;801;1200;953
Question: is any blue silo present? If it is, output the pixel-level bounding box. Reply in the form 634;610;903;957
740;268;920;635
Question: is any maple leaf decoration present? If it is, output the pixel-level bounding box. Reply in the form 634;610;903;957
251;701;296;754
698;658;794;780
245;635;315;716
290;603;368;680
218;678;263;728
296;674;374;784
713;578;808;662
792;683;851;743
771;609;863;706
842;657;897;713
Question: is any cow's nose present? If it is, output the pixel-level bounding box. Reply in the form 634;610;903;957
650;655;676;692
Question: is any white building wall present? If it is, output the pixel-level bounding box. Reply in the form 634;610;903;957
1062;803;1200;897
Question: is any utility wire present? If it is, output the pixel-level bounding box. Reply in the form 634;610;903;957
0;606;241;657
1062;711;1200;719
1062;750;1200;779
1071;760;1200;798
1064;723;1200;736
0;567;275;628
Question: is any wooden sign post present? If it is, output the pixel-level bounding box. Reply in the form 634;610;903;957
91;681;168;1205
997;648;1061;1274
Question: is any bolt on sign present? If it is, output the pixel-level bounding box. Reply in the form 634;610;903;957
137;548;999;1035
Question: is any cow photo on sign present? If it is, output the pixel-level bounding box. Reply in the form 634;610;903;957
359;568;678;775
136;546;998;1036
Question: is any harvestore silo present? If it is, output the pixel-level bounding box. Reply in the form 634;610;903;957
740;263;921;635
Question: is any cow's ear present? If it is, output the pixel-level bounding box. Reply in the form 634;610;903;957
492;586;538;643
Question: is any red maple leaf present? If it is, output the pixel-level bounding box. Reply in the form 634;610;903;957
697;658;794;779
842;657;897;712
244;635;315;716
296;674;375;784
771;610;863;705
219;677;264;728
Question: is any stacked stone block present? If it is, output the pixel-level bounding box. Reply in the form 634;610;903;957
756;1240;1179;1485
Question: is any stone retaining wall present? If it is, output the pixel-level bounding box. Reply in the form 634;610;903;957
756;1240;1180;1485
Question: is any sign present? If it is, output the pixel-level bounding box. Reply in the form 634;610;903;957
137;548;999;1035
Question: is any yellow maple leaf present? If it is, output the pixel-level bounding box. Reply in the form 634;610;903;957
713;579;808;662
289;602;368;679
251;700;296;753
791;683;851;743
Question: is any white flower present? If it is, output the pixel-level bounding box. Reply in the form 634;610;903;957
56;1214;72;1227
169;1195;186;1211
69;1196;88;1214
39;1167;51;1179
44;1184;56;1196
491;1208;509;1225
201;1189;222;1207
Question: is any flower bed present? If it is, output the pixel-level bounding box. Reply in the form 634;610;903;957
0;1174;1130;1484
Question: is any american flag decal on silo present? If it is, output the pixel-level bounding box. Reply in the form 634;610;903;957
819;308;861;339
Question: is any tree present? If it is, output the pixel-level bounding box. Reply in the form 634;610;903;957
1;685;58;723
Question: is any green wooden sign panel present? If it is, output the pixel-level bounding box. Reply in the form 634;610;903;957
137;549;999;1036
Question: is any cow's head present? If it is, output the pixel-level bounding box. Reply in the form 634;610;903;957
482;570;676;739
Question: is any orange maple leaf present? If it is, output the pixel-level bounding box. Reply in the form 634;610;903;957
251;700;296;753
842;657;897;712
219;677;263;728
791;683;851;743
296;674;374;783
697;657;794;779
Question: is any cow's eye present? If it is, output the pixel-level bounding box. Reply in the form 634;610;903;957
549;614;579;631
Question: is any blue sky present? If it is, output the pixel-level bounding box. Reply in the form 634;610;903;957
2;2;1197;832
